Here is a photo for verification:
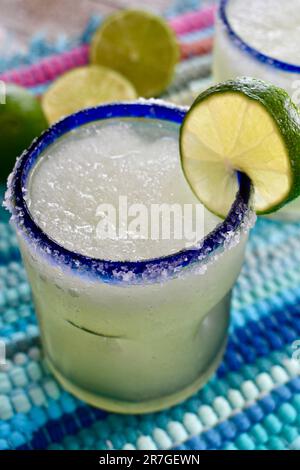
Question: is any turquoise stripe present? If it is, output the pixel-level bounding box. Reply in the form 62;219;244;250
174;377;300;450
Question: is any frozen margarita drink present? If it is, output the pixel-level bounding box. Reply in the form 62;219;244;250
6;101;252;413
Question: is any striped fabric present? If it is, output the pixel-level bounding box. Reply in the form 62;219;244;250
0;4;216;103
0;0;300;451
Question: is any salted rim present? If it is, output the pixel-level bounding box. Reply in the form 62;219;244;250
220;0;300;74
5;99;252;284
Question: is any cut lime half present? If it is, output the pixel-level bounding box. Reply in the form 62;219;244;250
90;9;179;98
42;65;138;125
180;77;300;218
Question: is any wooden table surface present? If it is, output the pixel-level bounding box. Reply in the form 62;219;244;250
0;0;174;54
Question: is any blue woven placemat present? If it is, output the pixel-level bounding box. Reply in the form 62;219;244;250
1;0;300;451
1;185;300;451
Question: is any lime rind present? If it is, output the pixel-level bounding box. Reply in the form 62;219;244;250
0;84;47;180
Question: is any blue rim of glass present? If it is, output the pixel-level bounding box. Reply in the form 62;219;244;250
9;101;252;284
220;0;300;74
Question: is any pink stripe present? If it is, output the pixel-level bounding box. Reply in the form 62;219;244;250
0;6;216;89
169;5;217;35
0;45;89;86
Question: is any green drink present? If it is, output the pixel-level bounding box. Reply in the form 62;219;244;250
6;101;252;413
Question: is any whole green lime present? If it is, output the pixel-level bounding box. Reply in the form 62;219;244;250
0;84;48;181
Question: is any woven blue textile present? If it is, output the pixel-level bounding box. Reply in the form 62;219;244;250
1;0;300;452
1;180;300;450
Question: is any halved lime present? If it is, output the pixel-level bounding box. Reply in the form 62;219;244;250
180;77;300;218
90;9;179;98
42;65;138;124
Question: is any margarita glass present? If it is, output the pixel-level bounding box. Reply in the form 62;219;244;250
6;101;252;413
213;0;300;220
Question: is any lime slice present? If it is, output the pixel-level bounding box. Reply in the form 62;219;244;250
180;77;300;218
42;65;138;124
0;84;47;181
90;9;179;98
